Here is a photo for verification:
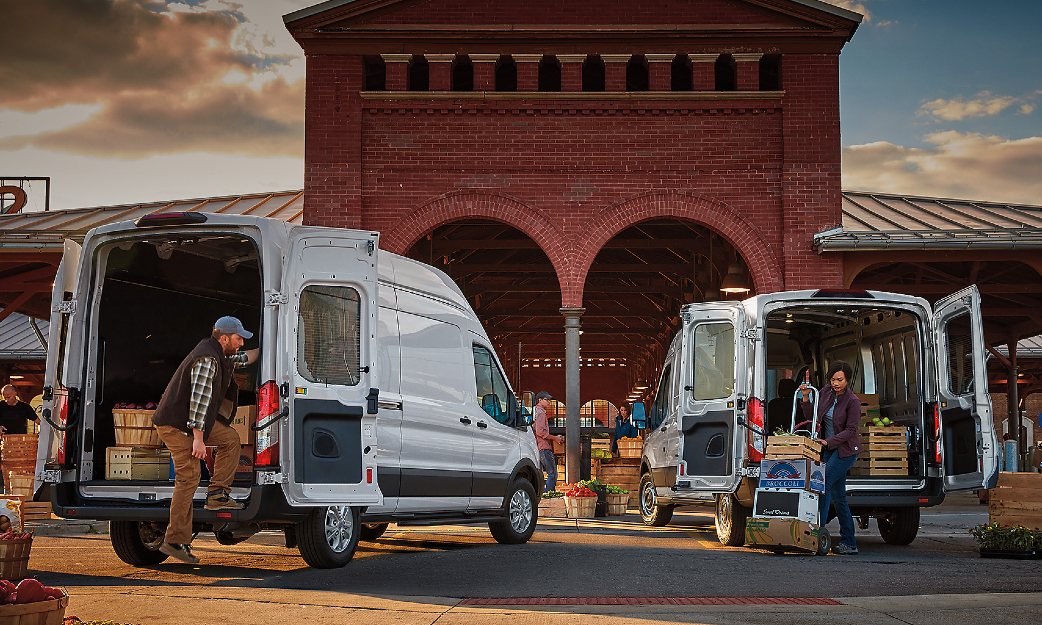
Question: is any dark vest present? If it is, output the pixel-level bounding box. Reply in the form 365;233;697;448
152;337;238;437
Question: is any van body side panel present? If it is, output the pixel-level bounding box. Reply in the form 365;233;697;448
368;294;404;514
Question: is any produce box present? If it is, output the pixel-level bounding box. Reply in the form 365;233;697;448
759;459;824;493
852;426;908;476
745;517;823;553
765;435;823;461
202;445;255;483
231;405;257;444
106;446;172;481
988;472;1042;530
753;489;820;525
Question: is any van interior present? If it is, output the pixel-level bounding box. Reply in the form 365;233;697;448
763;304;925;482
83;235;262;483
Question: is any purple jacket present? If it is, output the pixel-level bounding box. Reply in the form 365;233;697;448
800;386;862;458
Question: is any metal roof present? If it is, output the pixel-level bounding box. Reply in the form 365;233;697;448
0;190;303;249
815;191;1042;251
0;311;47;361
995;335;1042;359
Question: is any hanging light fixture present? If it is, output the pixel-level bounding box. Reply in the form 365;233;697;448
720;260;751;294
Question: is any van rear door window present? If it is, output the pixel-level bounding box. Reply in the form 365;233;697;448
692;323;735;400
943;311;974;395
297;285;361;385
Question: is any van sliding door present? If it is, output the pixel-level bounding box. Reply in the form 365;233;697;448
933;285;997;491
282;230;382;506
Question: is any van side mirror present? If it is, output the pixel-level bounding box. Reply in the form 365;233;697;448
631;402;647;429
511;394;532;428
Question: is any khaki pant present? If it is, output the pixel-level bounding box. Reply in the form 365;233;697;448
156;421;241;545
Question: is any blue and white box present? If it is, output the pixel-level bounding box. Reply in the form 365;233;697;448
759;459;824;493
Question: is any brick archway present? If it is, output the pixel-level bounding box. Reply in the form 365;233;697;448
569;191;783;306
381;190;569;282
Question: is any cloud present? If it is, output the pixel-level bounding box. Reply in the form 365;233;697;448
823;0;871;22
843;131;1042;205
918;91;1033;121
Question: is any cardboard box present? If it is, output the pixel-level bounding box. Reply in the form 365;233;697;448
759;459;825;493
202;444;254;483
232;405;256;443
745;517;822;552
753;488;820;525
0;498;23;532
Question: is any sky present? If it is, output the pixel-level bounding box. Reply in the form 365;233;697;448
0;0;1039;212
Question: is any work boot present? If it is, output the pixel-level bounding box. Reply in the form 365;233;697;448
160;542;200;564
831;543;859;555
204;491;244;511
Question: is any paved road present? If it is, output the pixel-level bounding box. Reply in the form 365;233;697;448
23;492;1042;623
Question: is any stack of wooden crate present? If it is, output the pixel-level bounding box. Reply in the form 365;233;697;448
988;472;1042;530
853;426;908;476
598;458;641;506
2;434;39;500
108;408;170;480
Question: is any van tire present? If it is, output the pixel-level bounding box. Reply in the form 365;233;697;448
297;506;360;569
110;521;169;566
360;523;389;541
639;472;674;527
489;479;537;545
877;507;920;545
715;493;750;546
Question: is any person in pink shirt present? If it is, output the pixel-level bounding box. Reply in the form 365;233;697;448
533;391;564;493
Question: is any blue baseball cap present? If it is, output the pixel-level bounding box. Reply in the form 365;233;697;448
214;316;253;339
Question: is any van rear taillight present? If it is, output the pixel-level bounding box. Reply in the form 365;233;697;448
255;380;281;467
747;397;765;463
932;402;943;466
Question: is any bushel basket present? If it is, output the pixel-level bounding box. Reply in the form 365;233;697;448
0;591;69;625
0;535;31;581
111;410;161;447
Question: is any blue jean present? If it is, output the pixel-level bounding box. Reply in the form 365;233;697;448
820;448;858;548
539;449;557;493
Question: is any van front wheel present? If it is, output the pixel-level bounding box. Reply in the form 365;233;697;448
877;507;920;545
297;506;360;568
639;472;674;527
489;479;537;544
715;493;750;546
110;521;169;566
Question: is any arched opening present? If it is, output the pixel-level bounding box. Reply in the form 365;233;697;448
671;54;692;91
495;55;517;91
759;54;781;90
582;54;605;92
581;399;620;428
407;54;429;91
581;219;753;408
451;54;473;91
538;55;562;92
714;54;736;91
362;55;385;90
626;54;649;91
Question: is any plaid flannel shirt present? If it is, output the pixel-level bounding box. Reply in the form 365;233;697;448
186;352;249;431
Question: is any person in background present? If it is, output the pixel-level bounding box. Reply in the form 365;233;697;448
800;361;861;555
533;391;563;493
612;405;638;453
0;385;39;435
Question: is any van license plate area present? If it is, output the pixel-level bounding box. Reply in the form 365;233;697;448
138;493;157;502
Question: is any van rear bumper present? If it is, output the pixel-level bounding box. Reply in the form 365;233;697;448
45;483;310;525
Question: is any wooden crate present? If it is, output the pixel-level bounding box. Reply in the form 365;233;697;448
598;459;641;506
766;435;823;461
590;438;612;453
853;426;909;476
988;472;1042;530
0;435;38;477
106;446;171;481
4;472;34;500
20;501;52;523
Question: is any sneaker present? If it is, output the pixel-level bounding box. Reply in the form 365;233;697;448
204;491;245;511
832;543;859;555
160;542;200;564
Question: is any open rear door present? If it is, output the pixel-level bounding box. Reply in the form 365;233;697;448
36;239;82;492
280;229;382;506
933;285;997;491
676;303;744;493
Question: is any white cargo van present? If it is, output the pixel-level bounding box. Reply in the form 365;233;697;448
35;213;542;568
634;287;998;546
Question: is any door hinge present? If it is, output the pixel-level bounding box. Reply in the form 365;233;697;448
256;470;287;485
740;329;760;341
41;469;62;483
740;465;761;478
265;291;289;306
367;240;376;256
55;300;77;315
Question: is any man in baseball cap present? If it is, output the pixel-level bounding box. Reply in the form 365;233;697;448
533;391;563;493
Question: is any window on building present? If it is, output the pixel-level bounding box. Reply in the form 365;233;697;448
495;55;517;91
581;399;619;428
547;400;568;428
715;54;736;91
582;54;605;92
538;55;561;92
671;54;692;91
451;54;474;91
759;54;781;90
407;54;429;91
626;54;649;91
363;55;385;91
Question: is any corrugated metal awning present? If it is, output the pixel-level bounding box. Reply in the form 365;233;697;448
0;310;47;361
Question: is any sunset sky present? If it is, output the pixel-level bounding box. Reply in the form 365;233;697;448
0;0;1039;212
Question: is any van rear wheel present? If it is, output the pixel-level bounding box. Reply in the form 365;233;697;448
360;523;389;541
489;479;537;544
110;521;169;566
715;493;750;546
877;507;920;545
639;472;674;527
297;506;360;568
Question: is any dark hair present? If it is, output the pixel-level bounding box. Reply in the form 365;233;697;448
827;361;853;383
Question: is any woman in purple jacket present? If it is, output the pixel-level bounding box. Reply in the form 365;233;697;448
800;360;862;555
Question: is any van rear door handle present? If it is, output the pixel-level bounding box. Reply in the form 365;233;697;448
460;417;472;425
477;421;488;429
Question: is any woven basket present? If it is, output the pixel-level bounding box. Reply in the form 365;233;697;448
564;495;596;519
0;536;31;580
111;410;161;447
4;474;33;501
616;437;643;459
0;437;37;478
606;493;629;516
0;592;68;625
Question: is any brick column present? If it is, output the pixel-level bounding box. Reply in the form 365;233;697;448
691;54;717;91
514;54;541;91
381;54;410;91
427;54;454;91
602;54;629;91
734;53;763;91
471;54;498;91
646;54;674;91
558;54;585;92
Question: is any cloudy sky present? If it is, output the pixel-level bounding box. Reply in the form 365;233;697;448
0;0;1039;212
